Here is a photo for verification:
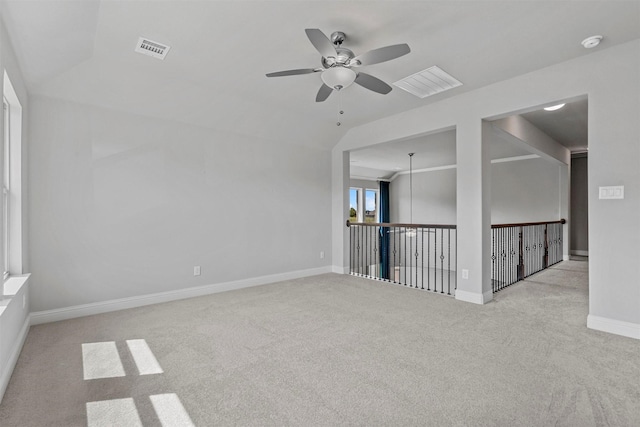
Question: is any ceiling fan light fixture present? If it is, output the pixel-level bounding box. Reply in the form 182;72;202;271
321;66;357;90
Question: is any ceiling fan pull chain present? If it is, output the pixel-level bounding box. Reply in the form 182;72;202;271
337;90;345;126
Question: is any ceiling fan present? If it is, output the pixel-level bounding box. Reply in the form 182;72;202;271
266;29;410;102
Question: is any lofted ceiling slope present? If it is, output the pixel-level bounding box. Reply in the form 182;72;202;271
3;0;639;150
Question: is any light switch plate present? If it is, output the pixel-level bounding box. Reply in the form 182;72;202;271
599;186;624;199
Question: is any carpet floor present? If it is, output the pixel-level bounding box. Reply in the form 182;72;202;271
1;260;639;426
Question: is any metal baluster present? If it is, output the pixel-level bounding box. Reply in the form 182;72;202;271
403;227;407;286
511;227;515;286
368;225;372;278
438;229;442;293
355;226;360;275
421;228;425;290
498;228;504;289
349;226;353;275
447;228;451;295
427;228;431;291
434;228;437;292
392;227;397;282
368;226;371;277
415;228;420;289
491;229;495;292
407;230;413;288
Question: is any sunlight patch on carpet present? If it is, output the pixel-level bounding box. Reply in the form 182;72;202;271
82;341;125;380
126;339;164;375
150;393;195;427
86;398;142;427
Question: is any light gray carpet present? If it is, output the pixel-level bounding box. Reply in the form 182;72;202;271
1;260;639;426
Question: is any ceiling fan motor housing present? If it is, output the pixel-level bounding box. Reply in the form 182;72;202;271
322;47;355;68
330;31;346;45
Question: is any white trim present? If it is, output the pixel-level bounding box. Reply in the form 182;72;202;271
570;250;589;257
389;164;456;181
332;265;349;274
587;315;640;340
490;154;540;164
0;313;30;404
386;155;541;181
30;266;332;325
350;175;388;182
454;289;493;305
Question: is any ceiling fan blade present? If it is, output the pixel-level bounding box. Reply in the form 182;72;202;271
305;28;337;59
351;43;410;66
316;84;333;102
355;72;392;95
266;68;320;77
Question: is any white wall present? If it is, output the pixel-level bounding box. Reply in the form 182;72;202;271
349;179;378;190
334;40;640;338
28;96;332;312
390;168;456;224
491;158;561;224
388;157;560;226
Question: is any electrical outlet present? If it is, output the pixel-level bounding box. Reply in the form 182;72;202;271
320;251;325;259
462;269;469;279
193;266;201;276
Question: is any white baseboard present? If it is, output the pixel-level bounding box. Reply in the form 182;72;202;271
454;289;493;305
0;314;30;404
587;315;640;340
30;266;332;325
570;250;589;257
332;265;349;274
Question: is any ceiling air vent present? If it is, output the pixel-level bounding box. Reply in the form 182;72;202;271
394;66;462;98
135;37;170;60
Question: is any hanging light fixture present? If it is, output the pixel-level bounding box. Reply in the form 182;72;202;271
407;153;417;238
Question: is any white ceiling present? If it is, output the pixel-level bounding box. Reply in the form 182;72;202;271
3;1;639;151
521;98;589;152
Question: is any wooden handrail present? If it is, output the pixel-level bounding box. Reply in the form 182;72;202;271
491;219;566;229
346;219;564;229
346;220;456;229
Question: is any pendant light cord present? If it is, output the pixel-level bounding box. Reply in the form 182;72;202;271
409;153;414;224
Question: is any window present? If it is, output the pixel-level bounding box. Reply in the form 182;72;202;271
349;186;379;223
3;71;23;280
364;189;378;223
349;188;360;222
3;96;9;279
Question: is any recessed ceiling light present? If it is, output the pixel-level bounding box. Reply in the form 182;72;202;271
581;35;603;49
544;103;565;111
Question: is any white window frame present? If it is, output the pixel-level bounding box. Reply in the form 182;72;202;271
3;71;23;281
349;187;361;222
3;95;9;280
364;188;379;223
350;186;379;223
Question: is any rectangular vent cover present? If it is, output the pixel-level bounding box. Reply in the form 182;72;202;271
394;66;462;98
135;37;170;60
